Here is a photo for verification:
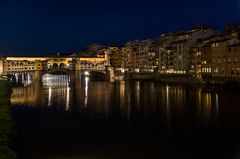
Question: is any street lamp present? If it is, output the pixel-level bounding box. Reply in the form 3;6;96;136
84;71;90;76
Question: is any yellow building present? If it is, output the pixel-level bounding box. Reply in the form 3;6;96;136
122;40;156;73
226;44;240;77
2;56;107;73
75;57;106;71
0;60;3;75
200;32;240;81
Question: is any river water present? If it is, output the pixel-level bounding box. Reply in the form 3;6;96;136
10;74;240;159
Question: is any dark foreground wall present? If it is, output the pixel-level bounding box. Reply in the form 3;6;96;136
0;80;16;159
132;72;240;86
155;73;205;84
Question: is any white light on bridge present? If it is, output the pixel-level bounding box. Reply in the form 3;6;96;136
121;68;125;73
84;71;90;76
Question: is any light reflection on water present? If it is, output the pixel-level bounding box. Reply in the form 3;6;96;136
10;74;240;128
166;85;170;129
9;73;32;87
84;76;89;108
42;74;71;110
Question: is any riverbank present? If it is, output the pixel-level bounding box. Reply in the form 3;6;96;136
0;79;16;159
116;72;240;88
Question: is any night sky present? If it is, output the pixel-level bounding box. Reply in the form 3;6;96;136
0;0;239;56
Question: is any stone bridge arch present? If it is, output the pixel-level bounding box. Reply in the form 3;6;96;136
59;63;66;68
42;69;70;76
52;63;58;68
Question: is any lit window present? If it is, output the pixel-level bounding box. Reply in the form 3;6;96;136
197;52;201;56
202;61;207;64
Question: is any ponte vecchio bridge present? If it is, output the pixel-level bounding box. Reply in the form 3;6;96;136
0;55;114;83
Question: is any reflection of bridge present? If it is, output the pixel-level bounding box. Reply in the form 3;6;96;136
0;56;115;82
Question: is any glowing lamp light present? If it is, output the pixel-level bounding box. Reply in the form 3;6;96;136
84;71;90;76
121;68;125;73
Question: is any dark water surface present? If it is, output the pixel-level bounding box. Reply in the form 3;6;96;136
10;75;240;159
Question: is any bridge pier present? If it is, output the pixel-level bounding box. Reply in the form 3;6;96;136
69;70;81;83
106;66;115;82
33;71;43;81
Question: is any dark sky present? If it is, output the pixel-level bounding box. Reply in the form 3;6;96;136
0;0;239;56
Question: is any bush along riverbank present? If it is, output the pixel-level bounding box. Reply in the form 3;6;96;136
0;80;16;159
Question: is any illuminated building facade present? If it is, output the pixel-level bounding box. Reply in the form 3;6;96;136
154;33;175;73
200;31;240;81
0;60;3;75
1;23;240;83
120;40;156;73
164;25;217;74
